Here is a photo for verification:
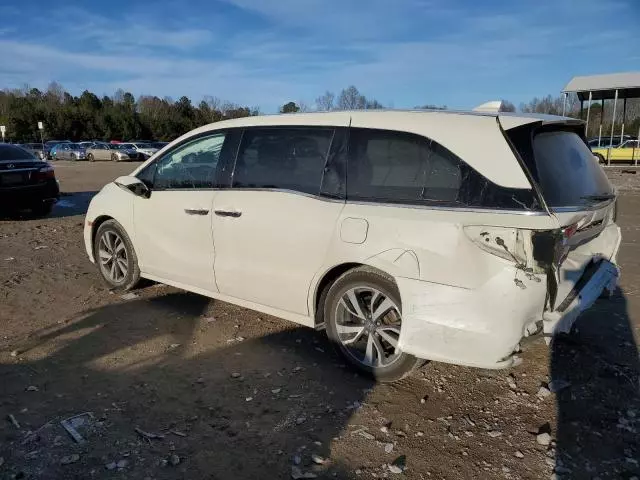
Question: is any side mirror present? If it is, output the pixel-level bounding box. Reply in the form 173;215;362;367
114;175;150;198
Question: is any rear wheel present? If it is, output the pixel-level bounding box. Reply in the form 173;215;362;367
94;220;140;291
71;154;77;161
594;153;606;165
325;267;423;382
111;153;119;162
87;153;95;162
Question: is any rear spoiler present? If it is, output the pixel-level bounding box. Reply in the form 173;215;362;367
499;113;584;131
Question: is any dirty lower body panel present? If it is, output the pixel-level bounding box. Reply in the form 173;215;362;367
396;267;547;369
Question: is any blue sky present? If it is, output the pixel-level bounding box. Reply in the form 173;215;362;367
1;0;638;112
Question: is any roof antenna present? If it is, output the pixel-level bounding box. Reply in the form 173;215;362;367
472;101;503;113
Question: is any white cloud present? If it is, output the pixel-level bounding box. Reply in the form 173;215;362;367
0;0;637;111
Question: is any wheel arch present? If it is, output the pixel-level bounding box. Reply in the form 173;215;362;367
311;262;398;328
91;215;114;257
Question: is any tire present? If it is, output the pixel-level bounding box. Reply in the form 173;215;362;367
87;153;95;162
31;202;53;217
71;154;77;161
93;219;141;291
324;266;423;382
594;153;605;165
111;153;119;162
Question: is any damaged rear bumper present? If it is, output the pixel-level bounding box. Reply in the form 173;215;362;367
396;268;547;369
542;258;619;339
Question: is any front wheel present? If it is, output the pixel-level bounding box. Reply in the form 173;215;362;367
594;153;606;165
87;153;95;162
93;219;141;291
111;153;119;162
325;267;423;382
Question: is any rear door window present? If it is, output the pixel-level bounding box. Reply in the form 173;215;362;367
347;128;541;210
233;127;334;195
346;128;461;204
532;131;613;208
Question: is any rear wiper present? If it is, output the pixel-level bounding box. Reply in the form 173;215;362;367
580;193;616;202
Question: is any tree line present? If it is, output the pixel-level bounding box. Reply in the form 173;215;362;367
0;82;259;143
1;82;638;143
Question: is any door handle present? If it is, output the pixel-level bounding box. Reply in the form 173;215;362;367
214;210;242;218
184;208;209;216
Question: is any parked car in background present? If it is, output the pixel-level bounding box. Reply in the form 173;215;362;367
86;144;112;162
592;139;640;164
151;142;169;150
588;135;637;149
0;144;59;216
23;143;46;160
110;144;140;161
129;142;159;159
44;140;71;159
84;110;620;381
51;143;87;161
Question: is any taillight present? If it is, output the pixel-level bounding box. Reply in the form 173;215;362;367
32;165;55;182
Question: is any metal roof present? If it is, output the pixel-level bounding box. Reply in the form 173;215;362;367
562;72;640;101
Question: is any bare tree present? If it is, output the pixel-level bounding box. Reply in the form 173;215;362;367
499;100;516;112
337;85;366;110
315;91;335;111
297;100;312;113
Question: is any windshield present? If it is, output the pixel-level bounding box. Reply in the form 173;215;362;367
0;145;36;161
533;131;613;208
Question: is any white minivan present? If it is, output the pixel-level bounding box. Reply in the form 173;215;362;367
84;110;621;381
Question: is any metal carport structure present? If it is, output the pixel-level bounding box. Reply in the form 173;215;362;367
562;72;640;165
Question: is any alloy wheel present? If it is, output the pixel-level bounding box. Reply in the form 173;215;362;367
98;230;128;283
334;286;402;368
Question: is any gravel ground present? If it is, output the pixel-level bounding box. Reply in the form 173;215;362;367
0;161;638;479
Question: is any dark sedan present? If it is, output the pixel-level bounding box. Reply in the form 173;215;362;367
0;144;59;216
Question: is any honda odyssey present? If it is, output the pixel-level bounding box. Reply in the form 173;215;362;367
83;110;620;381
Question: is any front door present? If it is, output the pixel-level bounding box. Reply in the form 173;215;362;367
133;132;230;292
212;125;348;315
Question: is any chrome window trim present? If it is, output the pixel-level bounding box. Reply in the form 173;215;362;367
223;187;345;203
550;198;615;213
216;187;547;213
345;199;547;215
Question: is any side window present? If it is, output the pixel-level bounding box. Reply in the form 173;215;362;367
233;127;334;195
153;133;226;189
346;128;461;204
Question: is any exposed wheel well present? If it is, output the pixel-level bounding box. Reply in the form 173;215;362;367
91;215;114;255
313;263;363;327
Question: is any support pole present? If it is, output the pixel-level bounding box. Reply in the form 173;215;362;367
562;93;568;116
580;99;584;120
636;126;640;167
599;98;604;147
599;125;603;147
607;89;618;166
622;97;627;144
585;91;593;137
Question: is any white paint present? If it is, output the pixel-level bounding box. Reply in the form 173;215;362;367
84;110;622;371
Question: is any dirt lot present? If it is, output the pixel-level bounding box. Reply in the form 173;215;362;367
1;161;639;479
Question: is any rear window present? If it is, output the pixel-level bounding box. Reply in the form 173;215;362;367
0;145;36;161
532;131;613;208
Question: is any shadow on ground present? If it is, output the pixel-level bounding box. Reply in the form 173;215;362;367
0;191;97;221
0;292;372;479
50;191;97;218
552;288;640;478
